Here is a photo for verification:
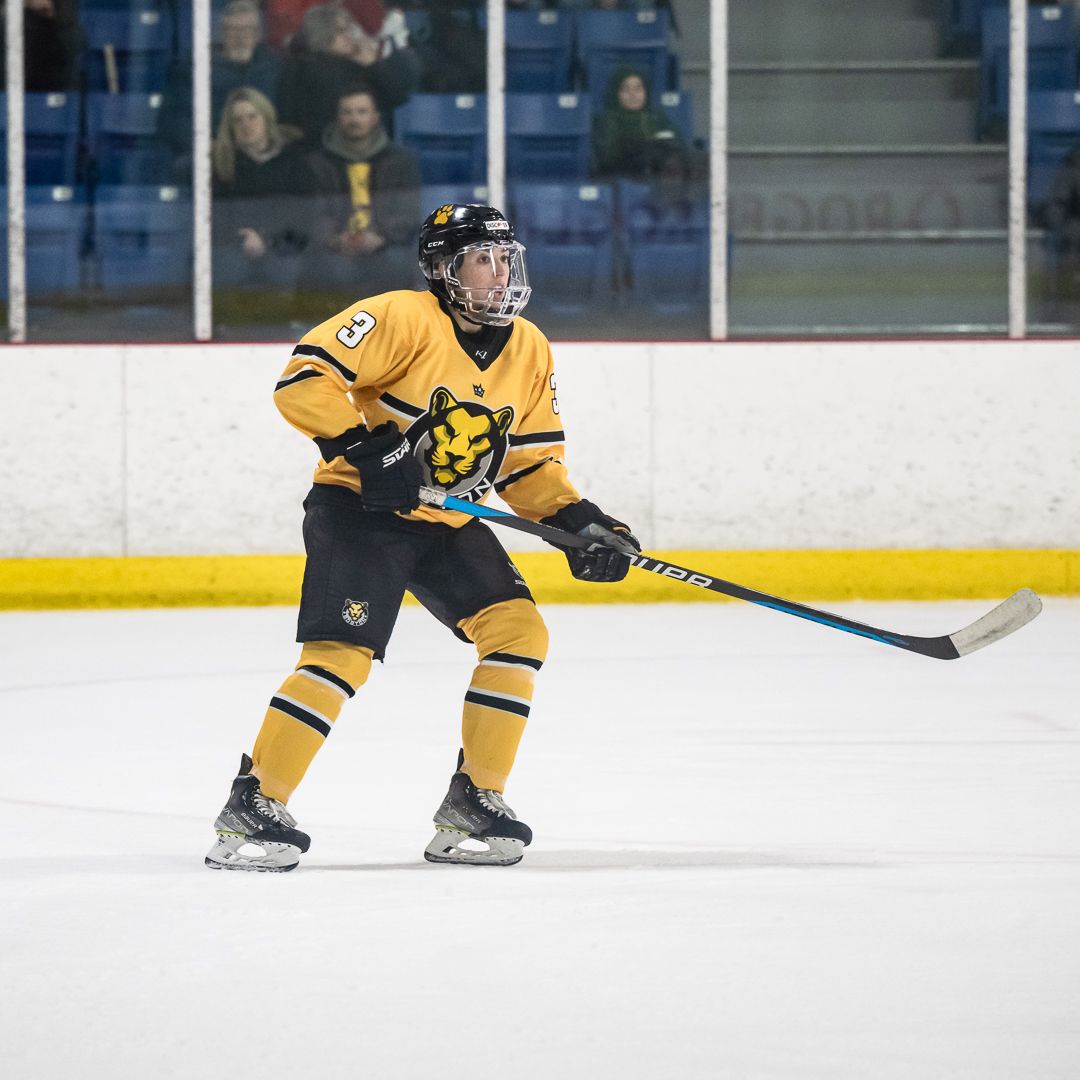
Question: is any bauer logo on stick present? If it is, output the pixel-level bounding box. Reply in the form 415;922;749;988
341;599;369;627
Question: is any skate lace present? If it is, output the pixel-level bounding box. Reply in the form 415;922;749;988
477;789;516;819
253;790;298;829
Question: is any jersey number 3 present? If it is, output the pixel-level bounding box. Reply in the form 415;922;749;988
336;311;377;349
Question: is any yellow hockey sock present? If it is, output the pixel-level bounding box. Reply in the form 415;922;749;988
457;599;549;792
251;641;372;803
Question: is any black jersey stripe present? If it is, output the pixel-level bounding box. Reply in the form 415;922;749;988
508;429;565;447
482;651;544;671
494;458;551;493
464;690;532;719
275;369;323;392
378;391;425;418
297;664;356;698
291;343;357;384
269;695;332;737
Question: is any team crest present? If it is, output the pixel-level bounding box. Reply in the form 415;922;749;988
405;386;514;503
342;599;369;627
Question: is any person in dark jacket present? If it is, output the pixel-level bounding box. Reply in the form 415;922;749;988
277;3;420;143
591;65;684;180
0;0;82;91
306;86;421;292
212;87;319;286
158;0;283;156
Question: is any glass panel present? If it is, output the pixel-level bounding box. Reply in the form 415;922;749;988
728;0;1008;337
504;0;708;340
1024;4;1080;334
211;0;438;340
15;0;194;341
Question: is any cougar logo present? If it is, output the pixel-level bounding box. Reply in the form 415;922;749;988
404;386;515;501
342;599;369;627
433;204;454;226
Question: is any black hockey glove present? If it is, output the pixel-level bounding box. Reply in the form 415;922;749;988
336;421;423;512
540;499;641;583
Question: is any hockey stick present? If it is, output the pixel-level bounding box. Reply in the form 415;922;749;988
419;487;1042;660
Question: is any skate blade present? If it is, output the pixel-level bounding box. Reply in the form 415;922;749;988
204;832;301;873
423;827;524;866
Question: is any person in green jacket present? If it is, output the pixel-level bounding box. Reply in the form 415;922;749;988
591;65;684;180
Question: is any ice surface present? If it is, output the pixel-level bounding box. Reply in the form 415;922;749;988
1;600;1078;1079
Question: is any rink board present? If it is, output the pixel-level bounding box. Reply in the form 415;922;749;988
1;547;1077;609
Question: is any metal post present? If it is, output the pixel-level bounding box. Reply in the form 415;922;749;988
6;1;26;343
486;0;506;213
193;0;213;340
1007;0;1027;338
709;0;729;340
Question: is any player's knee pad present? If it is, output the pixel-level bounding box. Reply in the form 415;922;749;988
460;598;549;668
296;640;374;695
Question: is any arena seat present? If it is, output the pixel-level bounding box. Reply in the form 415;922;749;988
0;186;88;298
1028;91;1080;206
979;5;1078;134
509;181;615;315
0;93;81;186
507;94;591;180
507;9;574;93
618;180;708;316
84;8;173;93
93;185;192;291
574;9;671;98
421;185;491;214
396;95;487;185
86;93;174;186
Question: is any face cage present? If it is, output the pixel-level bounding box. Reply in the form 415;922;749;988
440;240;531;326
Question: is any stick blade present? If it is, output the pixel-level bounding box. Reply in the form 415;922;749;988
947;588;1043;657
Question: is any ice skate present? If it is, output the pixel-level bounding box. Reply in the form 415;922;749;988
424;753;532;866
204;753;311;873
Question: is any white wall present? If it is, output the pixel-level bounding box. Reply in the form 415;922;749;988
2;340;1077;558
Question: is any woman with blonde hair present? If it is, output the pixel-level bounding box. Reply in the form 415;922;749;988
213;87;318;282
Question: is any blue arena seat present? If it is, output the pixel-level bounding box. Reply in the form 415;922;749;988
84;8;173;93
507;94;591;180
396;95;487;184
509;182;615;315
507;10;574;93
421;184;491;215
979;5;1079;134
1028;90;1080;206
0;93;81;185
93;185;192;291
87;93;175;185
653;90;694;143
0;186;88;298
574;9;671;98
941;0;997;53
618;180;708;315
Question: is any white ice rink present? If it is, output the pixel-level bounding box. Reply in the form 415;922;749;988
2;599;1078;1079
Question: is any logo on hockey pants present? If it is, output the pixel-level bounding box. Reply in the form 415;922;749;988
342;600;369;627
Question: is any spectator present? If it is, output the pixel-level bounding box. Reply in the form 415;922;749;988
158;0;283;156
212;87;319;285
306;86;422;291
265;0;410;53
0;0;82;92
591;65;684;180
277;3;420;143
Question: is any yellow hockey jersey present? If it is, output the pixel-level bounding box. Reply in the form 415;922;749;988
273;289;581;527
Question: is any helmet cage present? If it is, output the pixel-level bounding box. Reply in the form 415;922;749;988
432;239;531;327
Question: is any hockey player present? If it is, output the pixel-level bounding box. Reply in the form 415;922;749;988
205;203;639;872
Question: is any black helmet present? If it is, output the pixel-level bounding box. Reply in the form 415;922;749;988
418;203;531;326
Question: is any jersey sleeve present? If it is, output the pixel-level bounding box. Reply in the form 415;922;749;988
273;293;412;446
494;342;580;521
